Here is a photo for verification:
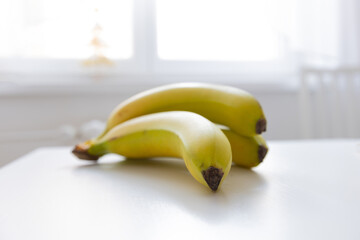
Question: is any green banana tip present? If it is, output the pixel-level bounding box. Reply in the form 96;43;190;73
202;167;224;191
72;143;99;161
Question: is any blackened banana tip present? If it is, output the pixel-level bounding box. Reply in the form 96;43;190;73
202;166;224;191
258;145;268;163
256;118;267;134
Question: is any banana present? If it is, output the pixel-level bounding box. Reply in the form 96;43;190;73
72;111;232;191
220;127;268;168
98;82;266;139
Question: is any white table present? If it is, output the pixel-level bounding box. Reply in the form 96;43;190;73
1;139;360;240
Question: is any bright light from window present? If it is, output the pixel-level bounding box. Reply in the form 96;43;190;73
156;0;281;61
0;0;133;59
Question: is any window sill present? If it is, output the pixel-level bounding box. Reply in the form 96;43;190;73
0;72;299;98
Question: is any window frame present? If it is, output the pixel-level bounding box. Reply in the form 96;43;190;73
0;0;296;82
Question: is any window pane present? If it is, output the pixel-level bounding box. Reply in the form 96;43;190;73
0;0;133;59
156;0;281;61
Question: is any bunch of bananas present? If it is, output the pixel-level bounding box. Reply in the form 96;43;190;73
72;83;268;191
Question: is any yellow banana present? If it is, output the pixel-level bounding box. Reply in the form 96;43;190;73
72;111;232;191
99;82;266;139
220;127;268;168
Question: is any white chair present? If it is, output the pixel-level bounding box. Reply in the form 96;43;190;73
299;67;360;138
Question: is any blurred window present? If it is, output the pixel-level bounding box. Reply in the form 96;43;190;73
0;0;341;77
157;0;281;61
0;0;133;59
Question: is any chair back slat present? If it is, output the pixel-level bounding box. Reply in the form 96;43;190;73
316;72;328;137
329;72;342;137
300;70;313;138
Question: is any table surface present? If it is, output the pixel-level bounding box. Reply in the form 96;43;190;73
1;139;360;240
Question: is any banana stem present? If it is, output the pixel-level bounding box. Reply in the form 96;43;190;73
72;142;99;161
